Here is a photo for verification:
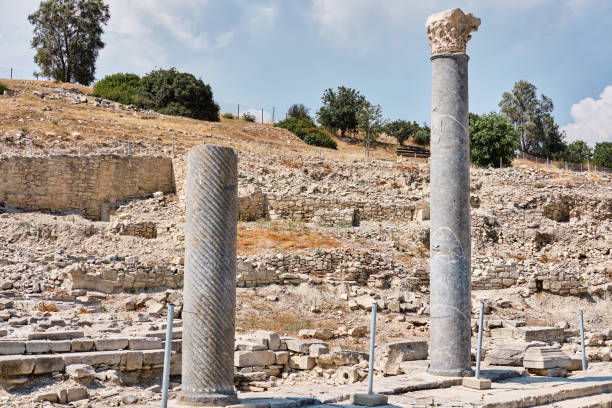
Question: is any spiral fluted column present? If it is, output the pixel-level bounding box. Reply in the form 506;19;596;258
178;144;238;406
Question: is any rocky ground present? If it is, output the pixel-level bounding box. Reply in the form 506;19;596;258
0;81;610;406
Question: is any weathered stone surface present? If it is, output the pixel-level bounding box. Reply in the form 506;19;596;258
462;376;491;389
94;337;129;351
28;331;84;341
255;331;281;351
289;355;315;370
71;339;95;352
375;341;429;375
0;355;36;375
235;351;276;367
128;337;162;350
426;8;481;55
66;364;94;379
352;393;388;407
0;341;25;355
484;341;547;367
523;346;572;369
34;355;64;374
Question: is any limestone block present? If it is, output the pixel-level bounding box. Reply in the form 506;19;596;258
124;351;144;370
35;392;59;402
28;331;84;341
66;364;95;379
255;331;281;351
48;340;71;353
274;351;289;365
484;341;547;367
0;341;25;355
34;356;64;374
26;340;51;354
313;328;334;341
523;346;572;369
351;393;388;407
284;339;322;354
63;351;122;367
234;350;276;367
128;337;163;350
66;386;88;402
0;355;36;375
94;337;129;351
374;341;428;375
337;366;360;384
289;355;315;370
142;350;164;365
309;344;329;357
71;339;94;352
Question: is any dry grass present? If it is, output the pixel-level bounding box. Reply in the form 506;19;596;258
38;302;59;312
0;79;398;162
237;227;341;254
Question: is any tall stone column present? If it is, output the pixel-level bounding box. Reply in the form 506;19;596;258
426;8;480;377
179;144;238;406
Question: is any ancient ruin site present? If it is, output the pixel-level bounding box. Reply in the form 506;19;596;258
1;3;612;408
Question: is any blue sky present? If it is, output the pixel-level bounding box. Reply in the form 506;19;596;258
1;0;611;145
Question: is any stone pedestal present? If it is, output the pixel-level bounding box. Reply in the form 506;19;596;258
179;144;238;406
425;8;480;377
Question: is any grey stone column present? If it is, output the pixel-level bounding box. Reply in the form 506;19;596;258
179;144;238;406
425;8;480;377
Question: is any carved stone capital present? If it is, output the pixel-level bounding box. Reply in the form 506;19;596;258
426;8;480;56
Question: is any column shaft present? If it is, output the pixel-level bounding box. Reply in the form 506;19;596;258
179;144;238;405
428;53;472;376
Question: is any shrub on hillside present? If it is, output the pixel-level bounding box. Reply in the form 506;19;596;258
288;103;311;120
469;112;519;167
0;81;8;95
222;112;234;119
304;127;337;149
92;73;141;105
413;127;431;146
139;68;219;122
274;117;315;139
241;112;256;122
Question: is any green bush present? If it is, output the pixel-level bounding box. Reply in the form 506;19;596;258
139;68;219;122
92;73;141;105
0;81;8;94
242;112;256;122
288;103;311;120
222;112;234;119
413;127;431;146
593;142;612;168
469;112;519;167
274;117;315;139
304;128;337;149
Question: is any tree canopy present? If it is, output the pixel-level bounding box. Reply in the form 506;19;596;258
593;142;612;168
499;80;565;157
469;112;519;168
287;104;311;120
317;86;365;137
564;140;592;163
138;68;220;122
28;0;110;85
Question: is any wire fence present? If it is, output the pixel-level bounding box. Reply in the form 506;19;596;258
518;151;612;174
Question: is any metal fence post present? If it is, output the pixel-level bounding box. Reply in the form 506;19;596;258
29;140;33;157
161;304;175;408
580;310;587;371
475;302;485;379
172;138;175;157
367;303;378;394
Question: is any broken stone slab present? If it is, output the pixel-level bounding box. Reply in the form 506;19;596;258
484;341;547;366
66;364;95;380
284;339;327;354
236;342;268;351
26;339;72;354
33;355;64;374
274;351;289;365
35;391;59;402
462;376;492;389
63;351;123;367
71;339;95;352
254;331;281;351
523;346;572;370
235;351;276;367
289;355;315;370
310;344;329;357
375;341;428;375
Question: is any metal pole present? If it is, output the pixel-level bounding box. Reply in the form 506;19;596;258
10;68;12;79
261;108;264;124
237;104;240;119
172;138;175;157
499;157;502;169
161;304;175;408
367;303;378;394
580;310;587;371
475;302;484;379
29;140;33;156
272;107;275;123
319;147;322;159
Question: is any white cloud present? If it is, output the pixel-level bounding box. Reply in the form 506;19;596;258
562;86;612;146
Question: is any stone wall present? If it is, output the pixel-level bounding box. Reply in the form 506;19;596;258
0;155;174;220
110;221;157;239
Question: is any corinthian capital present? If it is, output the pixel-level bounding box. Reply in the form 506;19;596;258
426;8;480;56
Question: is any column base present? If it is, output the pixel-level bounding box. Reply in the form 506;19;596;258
174;392;238;407
428;367;474;377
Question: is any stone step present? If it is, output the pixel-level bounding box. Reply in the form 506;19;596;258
145;329;182;340
534;393;612;408
0;349;181;375
0;336;164;355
